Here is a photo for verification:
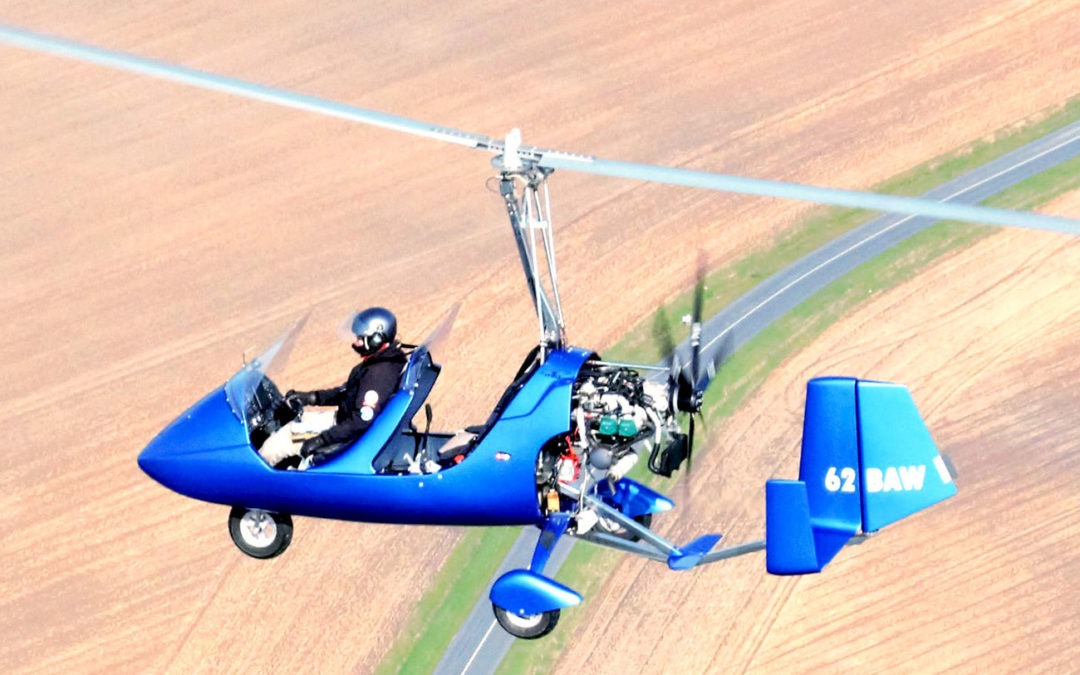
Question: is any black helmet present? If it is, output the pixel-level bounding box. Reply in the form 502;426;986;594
351;307;397;356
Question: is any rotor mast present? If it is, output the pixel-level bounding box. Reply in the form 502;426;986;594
495;129;567;358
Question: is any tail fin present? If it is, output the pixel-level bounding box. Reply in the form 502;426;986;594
765;377;956;575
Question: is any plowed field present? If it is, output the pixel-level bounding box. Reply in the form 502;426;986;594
2;2;1078;671
557;212;1080;673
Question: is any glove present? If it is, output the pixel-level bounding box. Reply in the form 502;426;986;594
299;435;327;459
286;390;318;407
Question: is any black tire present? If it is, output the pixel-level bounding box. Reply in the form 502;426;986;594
228;506;293;559
596;512;653;542
493;604;561;639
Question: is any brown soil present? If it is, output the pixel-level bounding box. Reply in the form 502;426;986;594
557;201;1080;673
2;2;1078;672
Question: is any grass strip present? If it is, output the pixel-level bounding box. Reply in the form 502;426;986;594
375;526;521;675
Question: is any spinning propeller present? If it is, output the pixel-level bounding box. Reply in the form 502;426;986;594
658;258;735;477
3;23;1080;236
669;260;727;414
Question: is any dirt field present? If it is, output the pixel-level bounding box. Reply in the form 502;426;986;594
556;203;1080;672
2;1;1078;672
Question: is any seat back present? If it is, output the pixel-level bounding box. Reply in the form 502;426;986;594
371;346;441;472
467;347;542;435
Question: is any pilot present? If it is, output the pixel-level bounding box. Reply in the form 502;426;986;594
272;307;408;469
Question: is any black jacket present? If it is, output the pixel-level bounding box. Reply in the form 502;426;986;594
311;344;408;446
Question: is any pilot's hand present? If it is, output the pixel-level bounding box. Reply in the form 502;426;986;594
299;436;326;459
286;390;318;407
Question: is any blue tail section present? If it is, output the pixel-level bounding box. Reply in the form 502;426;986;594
856;381;957;531
766;377;956;575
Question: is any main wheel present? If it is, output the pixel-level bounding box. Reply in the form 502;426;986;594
228;507;293;559
596;512;653;542
493;604;561;639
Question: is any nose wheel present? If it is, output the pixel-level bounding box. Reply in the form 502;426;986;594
492;604;561;639
228;506;293;559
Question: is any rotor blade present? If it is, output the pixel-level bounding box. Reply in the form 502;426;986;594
539;154;1080;235
0;23;496;151
688;323;701;393
686;414;695;478
7;23;1080;234
692;255;706;326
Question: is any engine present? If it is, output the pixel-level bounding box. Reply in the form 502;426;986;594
536;360;681;511
571;363;668;475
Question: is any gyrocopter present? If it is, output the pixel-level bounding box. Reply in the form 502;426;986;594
6;24;1080;640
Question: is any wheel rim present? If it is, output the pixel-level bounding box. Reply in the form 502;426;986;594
502;611;544;630
597;512;651;539
596;517;628;536
239;510;277;549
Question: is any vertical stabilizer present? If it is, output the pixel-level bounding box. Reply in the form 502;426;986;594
767;378;862;574
766;377;955;575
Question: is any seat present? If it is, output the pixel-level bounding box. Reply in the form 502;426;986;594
371;347;442;473
371;346;542;473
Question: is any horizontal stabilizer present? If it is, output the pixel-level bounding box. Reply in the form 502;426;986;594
766;377;956;575
667;534;722;570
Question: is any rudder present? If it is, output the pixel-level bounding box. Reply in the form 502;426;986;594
856;380;956;532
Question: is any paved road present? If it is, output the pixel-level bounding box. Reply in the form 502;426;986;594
434;120;1080;675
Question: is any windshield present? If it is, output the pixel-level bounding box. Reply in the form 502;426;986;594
225;315;308;424
422;303;459;359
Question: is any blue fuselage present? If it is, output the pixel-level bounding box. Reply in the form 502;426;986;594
138;348;592;526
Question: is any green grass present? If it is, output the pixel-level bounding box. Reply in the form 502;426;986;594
978;152;1080;211
376;95;1080;674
